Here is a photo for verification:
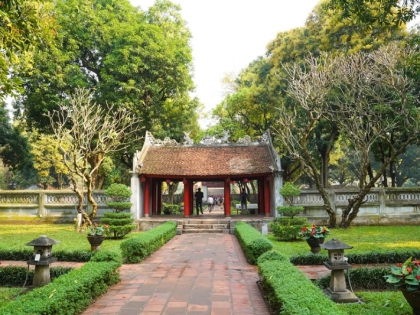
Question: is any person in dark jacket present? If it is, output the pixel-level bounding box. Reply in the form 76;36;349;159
195;188;204;215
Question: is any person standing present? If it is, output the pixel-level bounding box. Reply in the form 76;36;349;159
207;195;214;212
240;188;249;214
195;188;204;215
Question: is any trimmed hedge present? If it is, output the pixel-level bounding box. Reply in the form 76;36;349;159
290;249;420;265
0;250;122;315
0;266;73;286
315;266;394;291
120;221;177;263
0;249;92;262
235;222;273;265
258;250;347;315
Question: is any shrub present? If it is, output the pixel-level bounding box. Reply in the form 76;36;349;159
235;222;273;265
162;203;179;214
272;182;307;240
315;267;393;291
101;212;136;239
270;217;308;241
290;250;420;266
0;249;92;262
258;250;347;315
0;266;73;286
0;256;121;315
104;183;133;212
120;221;177;263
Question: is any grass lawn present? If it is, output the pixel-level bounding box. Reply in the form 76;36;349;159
0;224;142;254
266;225;420;257
339;291;412;315
0;287;21;308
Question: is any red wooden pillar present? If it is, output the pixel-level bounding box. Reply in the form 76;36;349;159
151;179;157;215
258;178;264;215
183;178;190;217
157;180;162;215
224;178;231;217
190;181;194;215
144;177;150;218
264;177;270;217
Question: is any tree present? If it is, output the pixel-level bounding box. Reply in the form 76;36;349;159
30;133;70;189
327;44;419;227
281;43;420;228
274;54;339;227
14;0;199;184
328;0;418;25
0;105;37;188
46;88;142;226
15;0;197;137
213;0;407;186
0;0;56;98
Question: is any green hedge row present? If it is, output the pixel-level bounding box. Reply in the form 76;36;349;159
290;249;420;265
0;249;92;262
120;221;177;263
0;250;122;315
235;222;273;265
0;266;73;286
257;250;347;315
315;266;394;291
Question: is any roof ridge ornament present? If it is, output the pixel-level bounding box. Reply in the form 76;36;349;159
183;131;194;145
199;130;230;145
236;135;252;144
145;131;178;146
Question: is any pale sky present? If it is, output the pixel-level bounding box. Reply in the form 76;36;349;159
130;0;321;128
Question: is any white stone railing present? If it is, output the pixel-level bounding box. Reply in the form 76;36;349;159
1;187;420;224
292;187;420;225
0;190;110;222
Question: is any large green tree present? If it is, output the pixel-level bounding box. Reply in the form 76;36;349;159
13;0;199;186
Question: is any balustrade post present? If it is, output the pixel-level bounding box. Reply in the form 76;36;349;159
39;192;46;218
328;189;336;214
379;188;386;215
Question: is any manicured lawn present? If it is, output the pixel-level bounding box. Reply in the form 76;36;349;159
0;224;142;254
0;287;21;308
266;225;420;257
339;291;412;315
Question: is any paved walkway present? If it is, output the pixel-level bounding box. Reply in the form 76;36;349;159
80;234;270;315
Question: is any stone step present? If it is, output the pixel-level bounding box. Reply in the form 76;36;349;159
182;228;229;234
183;224;229;229
182;219;229;223
183;224;215;229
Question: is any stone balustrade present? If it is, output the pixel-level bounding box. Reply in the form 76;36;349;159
1;187;420;224
0;190;109;222
292;187;420;225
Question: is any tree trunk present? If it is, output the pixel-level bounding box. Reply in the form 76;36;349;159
302;149;337;227
70;178;92;227
250;180;256;194
85;174;98;220
88;153;104;189
168;182;179;205
320;152;329;188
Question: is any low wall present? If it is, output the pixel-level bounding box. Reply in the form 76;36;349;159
294;187;420;225
1;187;420;225
0;190;110;223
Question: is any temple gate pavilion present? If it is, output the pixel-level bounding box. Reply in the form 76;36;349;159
130;131;282;219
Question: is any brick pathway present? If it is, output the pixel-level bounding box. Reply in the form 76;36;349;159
81;234;270;315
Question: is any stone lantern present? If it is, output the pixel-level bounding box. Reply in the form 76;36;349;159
320;238;358;303
26;235;60;287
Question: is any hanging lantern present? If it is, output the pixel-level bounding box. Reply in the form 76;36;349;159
166;179;171;184
243;178;249;183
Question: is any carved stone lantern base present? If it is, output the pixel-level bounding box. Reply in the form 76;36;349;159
323;288;359;303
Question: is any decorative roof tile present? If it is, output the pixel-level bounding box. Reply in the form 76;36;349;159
138;145;276;177
134;131;280;178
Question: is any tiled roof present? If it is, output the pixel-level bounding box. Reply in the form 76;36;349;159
137;144;277;177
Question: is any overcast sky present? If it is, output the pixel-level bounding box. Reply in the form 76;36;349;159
130;0;321;127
